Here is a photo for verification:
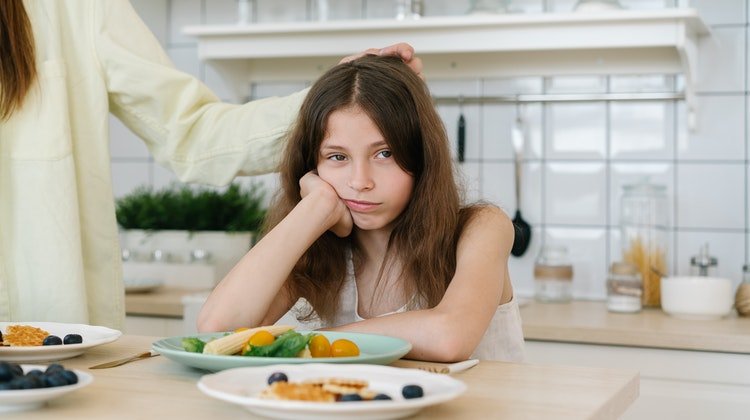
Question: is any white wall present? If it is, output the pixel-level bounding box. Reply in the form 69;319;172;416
114;0;750;299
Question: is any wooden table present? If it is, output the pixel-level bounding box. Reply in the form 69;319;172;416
10;335;639;419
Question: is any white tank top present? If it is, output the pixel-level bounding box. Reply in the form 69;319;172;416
277;254;525;362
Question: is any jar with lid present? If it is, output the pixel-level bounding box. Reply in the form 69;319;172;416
606;262;642;313
620;181;669;307
534;245;573;303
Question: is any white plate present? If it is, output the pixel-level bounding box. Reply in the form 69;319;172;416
124;277;164;293
0;364;93;413
0;322;121;363
198;363;466;420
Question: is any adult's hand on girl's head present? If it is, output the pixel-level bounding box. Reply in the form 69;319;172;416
299;172;353;238
339;42;423;79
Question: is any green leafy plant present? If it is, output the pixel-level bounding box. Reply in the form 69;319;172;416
115;183;267;232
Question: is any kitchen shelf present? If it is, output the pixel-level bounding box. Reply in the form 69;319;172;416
184;8;709;126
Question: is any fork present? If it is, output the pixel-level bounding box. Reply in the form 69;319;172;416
391;359;479;374
89;351;160;369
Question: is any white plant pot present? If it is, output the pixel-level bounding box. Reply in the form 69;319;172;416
119;229;254;285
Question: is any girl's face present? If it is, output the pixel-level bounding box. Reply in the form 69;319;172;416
317;106;414;233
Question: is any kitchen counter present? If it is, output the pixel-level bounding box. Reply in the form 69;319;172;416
127;289;750;354
125;287;207;318
520;300;750;354
11;335;638;419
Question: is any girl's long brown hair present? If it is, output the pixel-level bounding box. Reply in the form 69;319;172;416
265;55;479;322
0;0;36;120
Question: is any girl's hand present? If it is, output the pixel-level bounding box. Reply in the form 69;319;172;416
340;42;423;79
299;172;353;237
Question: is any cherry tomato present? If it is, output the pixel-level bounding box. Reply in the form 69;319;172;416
248;330;276;347
241;330;276;354
330;339;360;357
309;335;331;358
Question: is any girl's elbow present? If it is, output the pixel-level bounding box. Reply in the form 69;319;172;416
196;308;223;333
427;324;476;361
435;338;474;362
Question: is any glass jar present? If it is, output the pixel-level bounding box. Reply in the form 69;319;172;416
468;0;510;14
606;262;642;313
620;181;668;307
394;0;422;20
736;264;750;317
574;0;623;12
534;245;573;303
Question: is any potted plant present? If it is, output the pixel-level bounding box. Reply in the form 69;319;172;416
116;183;267;282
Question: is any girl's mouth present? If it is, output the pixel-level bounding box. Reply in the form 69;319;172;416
343;199;380;212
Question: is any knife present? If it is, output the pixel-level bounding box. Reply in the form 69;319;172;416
89;351;160;369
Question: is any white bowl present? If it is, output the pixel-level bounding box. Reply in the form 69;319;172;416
660;276;734;320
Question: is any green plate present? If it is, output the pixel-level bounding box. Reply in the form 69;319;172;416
152;331;412;371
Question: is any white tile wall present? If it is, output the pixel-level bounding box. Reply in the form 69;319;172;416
545;103;607;159
691;0;746;25
610;102;673;160
676;163;746;229
545;162;608;226
113;0;750;300
695;26;746;93
677;96;746;161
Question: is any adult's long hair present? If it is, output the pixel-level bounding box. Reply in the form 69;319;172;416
0;0;36;120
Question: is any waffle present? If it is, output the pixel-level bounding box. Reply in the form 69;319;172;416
1;325;50;346
303;377;369;389
259;381;336;402
260;377;377;402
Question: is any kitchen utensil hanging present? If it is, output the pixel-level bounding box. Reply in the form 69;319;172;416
457;96;466;163
511;102;531;257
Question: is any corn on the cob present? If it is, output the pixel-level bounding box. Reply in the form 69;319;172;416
202;325;294;355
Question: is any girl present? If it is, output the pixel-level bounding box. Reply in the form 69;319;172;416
198;55;524;362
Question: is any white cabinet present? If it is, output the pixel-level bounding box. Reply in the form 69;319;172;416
524;341;750;419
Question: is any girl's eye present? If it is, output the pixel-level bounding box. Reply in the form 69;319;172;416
377;150;392;158
328;154;346;161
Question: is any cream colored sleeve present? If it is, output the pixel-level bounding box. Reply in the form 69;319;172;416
92;0;308;184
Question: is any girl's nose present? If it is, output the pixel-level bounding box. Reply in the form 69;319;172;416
348;163;374;191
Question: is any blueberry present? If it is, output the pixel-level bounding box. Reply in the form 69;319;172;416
339;393;362;402
59;370;78;385
63;334;83;345
401;384;424;399
267;372;288;385
0;382;12;390
14;375;43;389
43;373;70;388
9;363;22;377
0;362;19;382
5;378;23;390
45;364;65;375
42;335;63;346
26;369;44;379
373;393;392;400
